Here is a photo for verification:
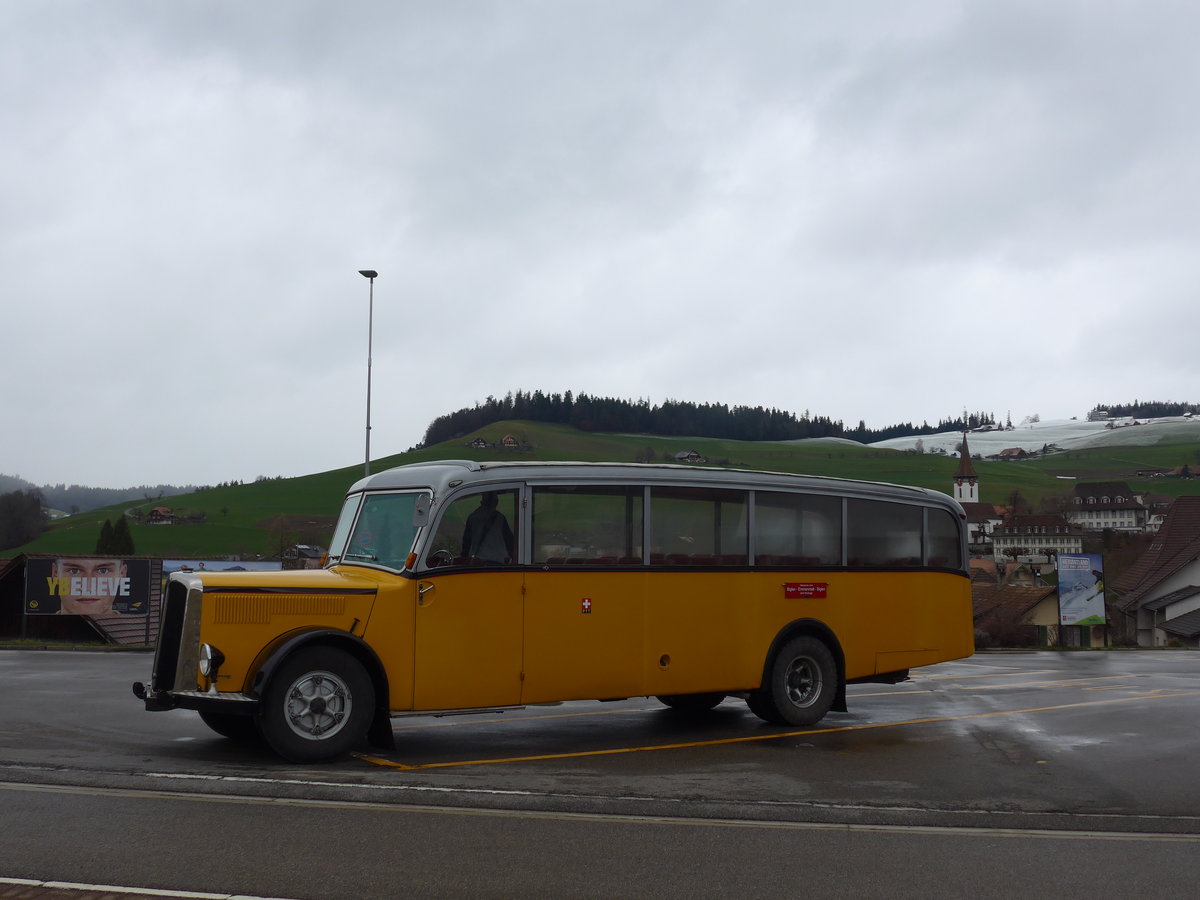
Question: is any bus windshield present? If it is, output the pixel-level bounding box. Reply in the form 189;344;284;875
331;491;427;570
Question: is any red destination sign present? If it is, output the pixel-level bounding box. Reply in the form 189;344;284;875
784;582;828;599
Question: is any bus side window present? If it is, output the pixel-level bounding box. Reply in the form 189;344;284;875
531;485;643;564
926;508;963;569
426;489;519;566
846;499;922;568
649;486;747;565
753;492;841;566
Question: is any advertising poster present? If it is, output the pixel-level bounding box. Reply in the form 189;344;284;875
1057;553;1106;625
24;557;152;616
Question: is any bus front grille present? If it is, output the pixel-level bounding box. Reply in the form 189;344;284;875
150;579;202;693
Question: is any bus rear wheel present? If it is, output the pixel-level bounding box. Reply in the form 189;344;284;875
259;646;375;763
748;635;836;727
656;692;726;713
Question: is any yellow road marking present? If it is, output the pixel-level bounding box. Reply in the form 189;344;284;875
358;689;1200;771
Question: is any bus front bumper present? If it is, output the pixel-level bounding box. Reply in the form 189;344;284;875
132;682;260;716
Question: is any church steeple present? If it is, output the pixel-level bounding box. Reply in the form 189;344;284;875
953;432;979;504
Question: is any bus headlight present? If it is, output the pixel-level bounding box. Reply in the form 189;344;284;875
199;643;226;679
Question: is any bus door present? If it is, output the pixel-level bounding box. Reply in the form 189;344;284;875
521;485;647;703
521;570;646;703
412;487;524;710
643;486;753;694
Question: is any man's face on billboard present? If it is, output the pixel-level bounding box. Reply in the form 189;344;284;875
55;558;128;614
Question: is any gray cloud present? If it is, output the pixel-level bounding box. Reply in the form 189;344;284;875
2;1;1196;487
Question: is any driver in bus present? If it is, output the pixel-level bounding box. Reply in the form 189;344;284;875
461;492;515;564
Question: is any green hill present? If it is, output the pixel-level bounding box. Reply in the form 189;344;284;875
11;420;1200;558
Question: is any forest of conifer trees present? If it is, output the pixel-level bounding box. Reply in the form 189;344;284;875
420;390;1000;447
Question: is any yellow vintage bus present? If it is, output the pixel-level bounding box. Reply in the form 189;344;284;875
134;461;973;761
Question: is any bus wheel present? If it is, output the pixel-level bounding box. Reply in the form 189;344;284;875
199;710;261;742
656;692;726;713
751;635;837;727
745;690;783;724
259;647;375;763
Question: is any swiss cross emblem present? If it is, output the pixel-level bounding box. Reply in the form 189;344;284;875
581;597;592;614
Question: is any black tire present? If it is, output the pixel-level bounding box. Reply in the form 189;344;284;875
745;689;782;724
258;646;375;763
199;710;262;742
748;635;837;727
656;692;726;713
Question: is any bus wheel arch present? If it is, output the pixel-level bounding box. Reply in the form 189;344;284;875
748;622;846;726
252;631;393;757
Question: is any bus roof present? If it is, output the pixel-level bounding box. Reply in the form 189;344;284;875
348;460;962;511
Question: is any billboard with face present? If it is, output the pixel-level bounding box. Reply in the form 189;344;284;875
24;557;151;616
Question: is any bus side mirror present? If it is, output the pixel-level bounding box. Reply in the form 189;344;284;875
413;494;431;527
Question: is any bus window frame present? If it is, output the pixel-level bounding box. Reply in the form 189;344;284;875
529;482;646;566
409;474;966;576
749;489;845;568
418;481;527;571
335;489;431;574
646;483;749;566
843;495;927;569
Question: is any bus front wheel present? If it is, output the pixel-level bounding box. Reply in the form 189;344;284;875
199;710;261;742
259;646;375;763
748;635;837;727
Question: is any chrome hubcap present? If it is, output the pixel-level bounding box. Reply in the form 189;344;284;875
784;656;820;708
284;670;352;740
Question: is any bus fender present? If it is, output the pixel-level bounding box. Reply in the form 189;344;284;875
761;620;847;713
249;628;395;750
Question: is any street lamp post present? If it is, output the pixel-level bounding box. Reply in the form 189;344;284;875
358;269;378;477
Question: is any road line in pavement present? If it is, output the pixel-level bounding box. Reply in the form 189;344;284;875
0;875;300;900
2;786;1200;846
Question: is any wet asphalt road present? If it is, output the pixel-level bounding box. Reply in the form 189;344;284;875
2;649;1200;898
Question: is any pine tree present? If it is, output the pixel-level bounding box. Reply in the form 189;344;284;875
0;489;46;550
112;515;136;554
95;519;116;553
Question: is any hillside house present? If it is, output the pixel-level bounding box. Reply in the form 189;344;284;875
961;502;1004;551
991;515;1084;562
283;544;325;570
1112;496;1200;647
972;583;1058;647
1065;482;1149;533
969;558;1047;587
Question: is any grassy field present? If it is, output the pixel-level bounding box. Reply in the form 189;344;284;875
11;420;1200;558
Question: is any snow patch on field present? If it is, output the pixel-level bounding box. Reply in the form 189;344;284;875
867;416;1200;455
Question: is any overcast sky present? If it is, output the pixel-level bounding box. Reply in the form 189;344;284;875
3;2;1197;488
